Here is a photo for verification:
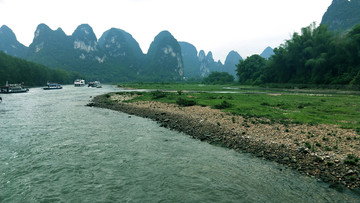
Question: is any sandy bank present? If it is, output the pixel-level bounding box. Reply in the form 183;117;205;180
91;93;360;190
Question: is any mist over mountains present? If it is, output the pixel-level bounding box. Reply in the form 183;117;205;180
0;24;273;82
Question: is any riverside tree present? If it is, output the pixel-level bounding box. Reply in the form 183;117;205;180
235;23;360;86
203;71;234;84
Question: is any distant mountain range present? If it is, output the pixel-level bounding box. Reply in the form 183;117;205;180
321;0;360;31
0;24;273;82
4;0;359;82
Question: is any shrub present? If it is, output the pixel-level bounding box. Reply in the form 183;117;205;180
232;117;236;123
327;161;334;166
344;154;359;165
203;71;234;84
348;176;357;181
151;90;167;99
214;100;232;109
261;102;270;106
313;157;323;162
176;97;197;107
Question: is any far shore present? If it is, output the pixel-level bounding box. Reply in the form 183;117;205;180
90;92;360;191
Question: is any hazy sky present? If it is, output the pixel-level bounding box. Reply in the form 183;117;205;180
0;0;332;62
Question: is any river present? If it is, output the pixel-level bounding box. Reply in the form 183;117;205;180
0;85;359;202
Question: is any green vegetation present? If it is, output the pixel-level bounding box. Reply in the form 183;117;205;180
144;31;183;81
236;23;360;88
321;0;360;31
119;82;225;91
120;84;360;130
203;72;234;84
0;51;81;86
150;90;167;99
214;100;233;109
176;97;197;107
344;154;359;165
236;55;266;85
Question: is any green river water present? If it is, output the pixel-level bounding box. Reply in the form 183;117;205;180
0;85;359;202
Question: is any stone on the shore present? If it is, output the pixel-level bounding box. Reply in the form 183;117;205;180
346;170;356;175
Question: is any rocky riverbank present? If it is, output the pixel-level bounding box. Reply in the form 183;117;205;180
90;93;360;191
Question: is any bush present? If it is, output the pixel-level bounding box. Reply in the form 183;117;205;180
214;100;232;109
151;90;167;99
344;154;359;165
327;161;334;166
203;72;234;84
176;97;197;106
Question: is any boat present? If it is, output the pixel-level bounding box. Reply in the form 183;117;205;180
74;79;85;87
43;82;62;90
0;82;29;93
88;81;102;88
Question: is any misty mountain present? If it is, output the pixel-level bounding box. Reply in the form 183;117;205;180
223;51;242;77
97;28;145;81
321;0;360;31
198;51;224;77
72;24;99;59
260;46;274;59
20;24;145;81
0;25;28;58
180;42;243;79
27;24;74;70
143;31;184;81
98;28;143;63
179;42;201;78
0;24;244;82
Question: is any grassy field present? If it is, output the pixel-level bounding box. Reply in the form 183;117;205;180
117;83;360;132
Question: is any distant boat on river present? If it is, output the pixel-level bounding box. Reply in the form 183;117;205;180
0;82;29;93
43;82;63;90
74;79;85;87
88;81;102;88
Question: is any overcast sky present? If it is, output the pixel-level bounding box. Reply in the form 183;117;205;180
0;0;332;62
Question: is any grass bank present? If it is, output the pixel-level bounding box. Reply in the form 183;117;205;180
117;83;360;132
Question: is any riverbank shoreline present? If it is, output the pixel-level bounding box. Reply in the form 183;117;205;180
91;93;360;191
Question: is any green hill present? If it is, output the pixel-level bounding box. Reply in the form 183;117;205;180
321;0;360;31
0;51;80;86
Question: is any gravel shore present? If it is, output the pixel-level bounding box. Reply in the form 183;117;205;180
91;93;360;190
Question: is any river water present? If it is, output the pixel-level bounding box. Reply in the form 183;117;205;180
0;85;359;202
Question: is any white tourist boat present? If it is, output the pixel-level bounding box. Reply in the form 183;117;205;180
88;81;102;88
0;82;29;93
43;82;63;90
74;79;85;87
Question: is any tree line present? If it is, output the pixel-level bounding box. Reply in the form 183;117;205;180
0;51;82;87
235;23;360;87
